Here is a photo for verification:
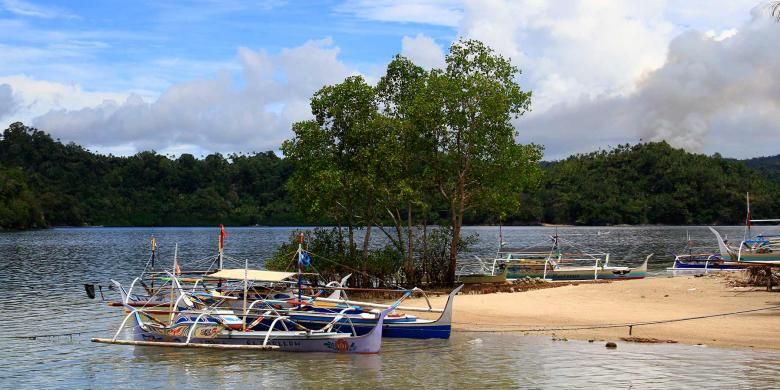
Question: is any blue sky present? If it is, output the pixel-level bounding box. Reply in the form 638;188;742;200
1;0;778;159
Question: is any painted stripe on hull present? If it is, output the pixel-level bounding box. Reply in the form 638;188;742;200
291;320;452;339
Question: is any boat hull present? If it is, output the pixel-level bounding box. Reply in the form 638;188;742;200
271;285;462;339
505;257;649;281
130;312;384;353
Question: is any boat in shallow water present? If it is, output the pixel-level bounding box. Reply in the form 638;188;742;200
466;233;650;282
93;302;394;353
710;227;780;264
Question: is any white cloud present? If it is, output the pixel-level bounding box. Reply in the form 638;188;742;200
1;0;78;19
520;12;780;159
0;75;131;121
23;39;354;154
337;0;463;27
0;83;19;119
459;0;676;112
401;33;445;69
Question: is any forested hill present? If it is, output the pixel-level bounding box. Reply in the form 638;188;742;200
510;143;780;226
1;122;778;229
744;155;780;183
0;122;299;229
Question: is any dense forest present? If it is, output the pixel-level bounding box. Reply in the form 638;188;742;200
744;155;780;183
511;143;780;226
2;121;778;230
0;122;298;229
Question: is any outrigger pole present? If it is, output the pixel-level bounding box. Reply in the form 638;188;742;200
297;233;304;309
218;224;226;270
169;243;178;324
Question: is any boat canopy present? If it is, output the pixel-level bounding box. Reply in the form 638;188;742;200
205;269;298;282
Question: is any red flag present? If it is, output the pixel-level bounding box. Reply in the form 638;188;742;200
175;261;181;276
219;224;227;251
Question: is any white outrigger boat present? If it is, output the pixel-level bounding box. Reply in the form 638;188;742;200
94;269;406;353
708;193;780;264
459;233;649;282
92;302;396;353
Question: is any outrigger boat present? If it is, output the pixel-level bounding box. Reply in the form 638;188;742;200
667;231;743;274
709;193;780;264
93;285;401;353
106;233;463;340
463;233;650;282
281;284;463;339
667;253;743;273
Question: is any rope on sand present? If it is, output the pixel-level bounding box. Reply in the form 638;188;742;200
454;304;780;333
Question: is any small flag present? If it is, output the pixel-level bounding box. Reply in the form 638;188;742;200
218;224;227;251
298;251;311;267
151;236;157;252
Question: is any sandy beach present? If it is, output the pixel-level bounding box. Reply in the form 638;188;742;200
410;274;780;349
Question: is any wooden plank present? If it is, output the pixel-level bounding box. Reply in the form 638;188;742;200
91;338;279;350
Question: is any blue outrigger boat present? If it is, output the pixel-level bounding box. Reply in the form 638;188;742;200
667;253;743;273
667;231;743;274
278;284;463;339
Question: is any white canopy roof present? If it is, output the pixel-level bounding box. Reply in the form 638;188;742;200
205;269;298;282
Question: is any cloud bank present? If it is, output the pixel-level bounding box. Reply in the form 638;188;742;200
1;0;777;160
519;10;780;159
30;39;353;154
0;83;20;119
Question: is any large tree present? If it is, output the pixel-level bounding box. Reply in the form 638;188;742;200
420;39;543;283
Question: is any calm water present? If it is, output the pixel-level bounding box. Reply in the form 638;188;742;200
1;226;779;389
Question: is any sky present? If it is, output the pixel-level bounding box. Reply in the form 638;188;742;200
0;0;778;160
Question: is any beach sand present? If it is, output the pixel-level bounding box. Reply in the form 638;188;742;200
408;274;780;349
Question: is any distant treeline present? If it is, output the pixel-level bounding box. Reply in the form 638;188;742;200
0;122;297;229
1;122;778;229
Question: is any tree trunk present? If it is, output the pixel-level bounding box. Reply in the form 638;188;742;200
361;221;373;287
404;204;415;285
447;169;468;285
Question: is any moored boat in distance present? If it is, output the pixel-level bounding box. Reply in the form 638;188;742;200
666;230;744;274
707;193;780;264
710;226;780;264
666;253;744;274
468;233;650;282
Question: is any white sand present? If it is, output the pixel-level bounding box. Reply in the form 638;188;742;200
409;275;780;349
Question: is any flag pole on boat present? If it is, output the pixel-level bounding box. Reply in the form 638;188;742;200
242;258;248;331
169;243;178;324
218;224;226;270
297;233;304;309
744;192;751;242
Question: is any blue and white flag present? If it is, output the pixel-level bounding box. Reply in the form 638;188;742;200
298;251;311;267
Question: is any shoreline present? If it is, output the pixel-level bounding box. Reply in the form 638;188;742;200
408;274;780;350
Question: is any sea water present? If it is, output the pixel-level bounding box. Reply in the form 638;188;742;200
0;226;778;389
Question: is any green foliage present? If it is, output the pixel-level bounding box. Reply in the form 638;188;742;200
0;122;302;228
418;39;542;282
265;227;475;287
282;40;543;285
266;228;403;287
0;166;45;229
526;142;780;225
744;155;780;184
